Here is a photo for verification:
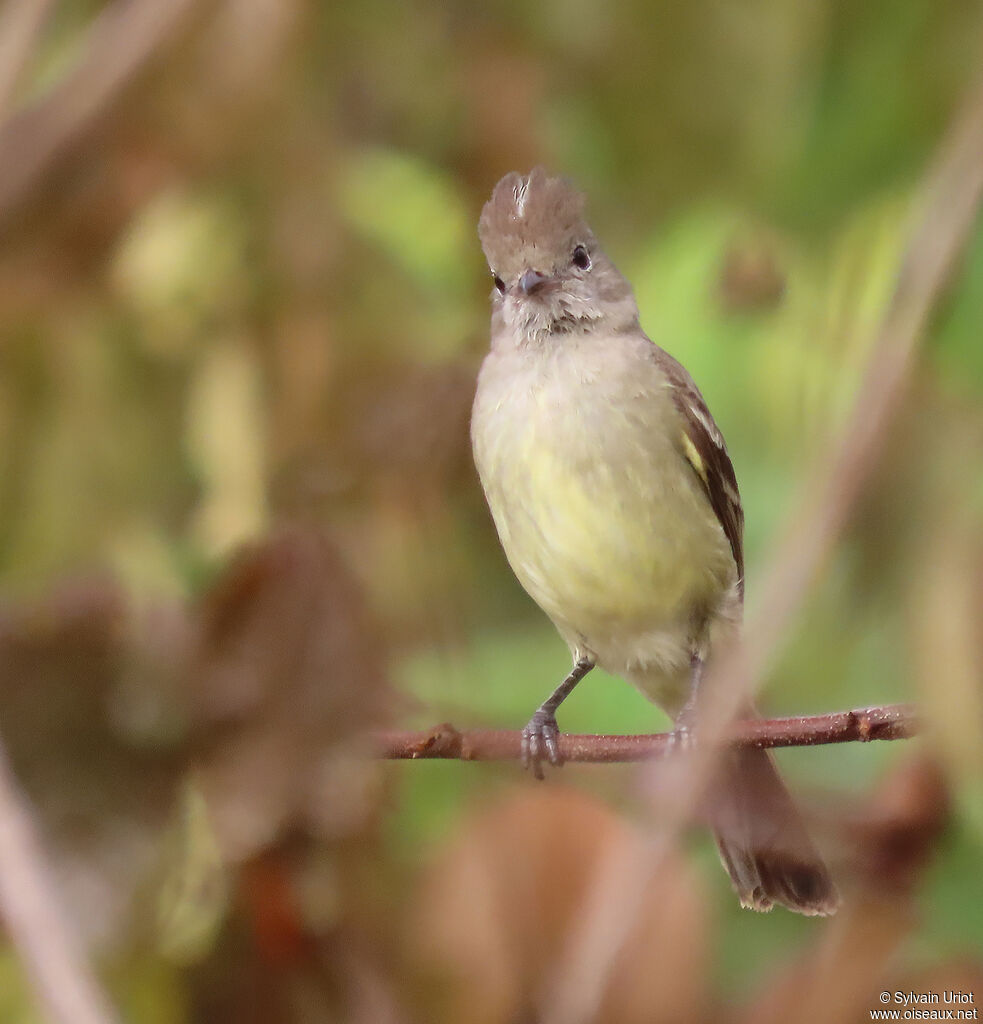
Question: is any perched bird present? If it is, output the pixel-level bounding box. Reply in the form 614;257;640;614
471;168;838;915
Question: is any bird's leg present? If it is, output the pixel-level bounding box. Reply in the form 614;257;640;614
522;655;595;779
669;651;705;754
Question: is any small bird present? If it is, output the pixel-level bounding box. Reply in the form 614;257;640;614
471;168;838;915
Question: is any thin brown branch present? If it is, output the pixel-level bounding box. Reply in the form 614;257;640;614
0;0;200;228
0;0;57;120
0;738;120;1024
725;59;983;732
375;703;918;763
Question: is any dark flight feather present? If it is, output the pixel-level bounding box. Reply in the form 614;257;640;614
656;347;745;593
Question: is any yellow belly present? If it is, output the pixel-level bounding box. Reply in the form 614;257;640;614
478;398;733;641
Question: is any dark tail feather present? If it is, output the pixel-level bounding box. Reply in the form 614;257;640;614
708;746;839;916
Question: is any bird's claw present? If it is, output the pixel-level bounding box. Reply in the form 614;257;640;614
521;710;562;779
667;721;696;757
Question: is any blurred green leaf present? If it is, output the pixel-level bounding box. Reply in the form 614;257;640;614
156;782;229;966
339;147;472;296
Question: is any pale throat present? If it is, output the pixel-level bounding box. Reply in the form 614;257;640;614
506;295;608;348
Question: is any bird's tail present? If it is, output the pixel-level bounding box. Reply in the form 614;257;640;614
706;744;839;915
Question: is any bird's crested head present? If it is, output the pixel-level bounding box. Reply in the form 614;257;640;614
478;168;636;344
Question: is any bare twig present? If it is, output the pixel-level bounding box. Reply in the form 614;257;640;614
375;703;918;762
0;739;120;1024
0;0;57;120
719;62;983;747
0;0;199;227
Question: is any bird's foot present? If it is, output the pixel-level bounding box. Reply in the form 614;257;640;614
667;719;697;757
521;709;562;780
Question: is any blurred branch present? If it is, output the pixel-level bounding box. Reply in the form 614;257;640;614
537;62;983;1024
0;0;200;228
0;0;56;120
376;703;918;762
722;61;983;734
0;738;120;1024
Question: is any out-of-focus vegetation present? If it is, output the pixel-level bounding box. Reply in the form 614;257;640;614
0;1;982;1021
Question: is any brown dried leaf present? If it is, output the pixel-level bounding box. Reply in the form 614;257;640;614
192;524;392;861
409;786;709;1024
847;755;950;895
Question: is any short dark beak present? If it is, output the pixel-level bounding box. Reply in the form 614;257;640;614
519;269;549;296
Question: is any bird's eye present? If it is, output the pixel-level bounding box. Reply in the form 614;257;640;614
572;245;591;270
493;275;506;294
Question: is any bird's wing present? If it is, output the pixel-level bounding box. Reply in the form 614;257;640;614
656;348;745;594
